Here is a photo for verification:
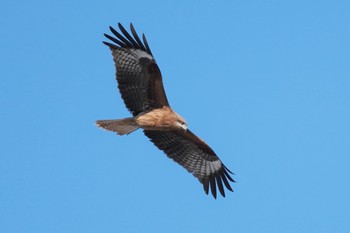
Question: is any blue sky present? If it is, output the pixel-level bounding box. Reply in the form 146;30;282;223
1;0;349;232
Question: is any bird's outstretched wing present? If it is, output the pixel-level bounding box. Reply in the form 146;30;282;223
143;129;235;198
103;23;169;116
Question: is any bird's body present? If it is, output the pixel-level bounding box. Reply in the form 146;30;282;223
96;23;235;198
136;106;187;131
97;106;186;134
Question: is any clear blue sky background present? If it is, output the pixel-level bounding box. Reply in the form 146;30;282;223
1;0;349;232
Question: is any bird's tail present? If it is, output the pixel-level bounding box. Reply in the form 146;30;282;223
96;117;139;135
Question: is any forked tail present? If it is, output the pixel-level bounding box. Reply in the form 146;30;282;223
96;117;139;135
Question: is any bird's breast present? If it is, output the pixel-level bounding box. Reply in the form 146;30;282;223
136;107;178;130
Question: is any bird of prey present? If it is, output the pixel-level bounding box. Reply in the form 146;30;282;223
96;23;235;198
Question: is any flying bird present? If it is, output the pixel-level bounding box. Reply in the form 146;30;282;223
96;23;235;198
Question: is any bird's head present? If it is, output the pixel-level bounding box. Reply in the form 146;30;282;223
175;114;188;131
157;106;188;131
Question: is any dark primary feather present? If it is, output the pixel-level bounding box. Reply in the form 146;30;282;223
129;24;147;52
103;23;168;116
116;24;140;48
143;129;235;198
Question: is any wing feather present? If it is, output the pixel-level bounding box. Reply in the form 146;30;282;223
117;23;141;49
103;23;169;116
109;26;133;47
130;24;147;52
143;129;235;198
104;33;126;47
142;34;153;56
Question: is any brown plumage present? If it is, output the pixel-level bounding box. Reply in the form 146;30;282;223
96;23;235;198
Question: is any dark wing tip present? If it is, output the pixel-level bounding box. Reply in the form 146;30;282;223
216;173;225;197
203;179;209;195
102;41;118;49
209;176;217;199
142;33;153;55
103;22;152;55
224;165;235;175
223;166;235;182
221;169;234;192
202;165;235;199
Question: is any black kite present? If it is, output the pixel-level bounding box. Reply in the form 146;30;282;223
96;23;235;198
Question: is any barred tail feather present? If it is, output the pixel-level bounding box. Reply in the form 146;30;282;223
96;118;139;135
